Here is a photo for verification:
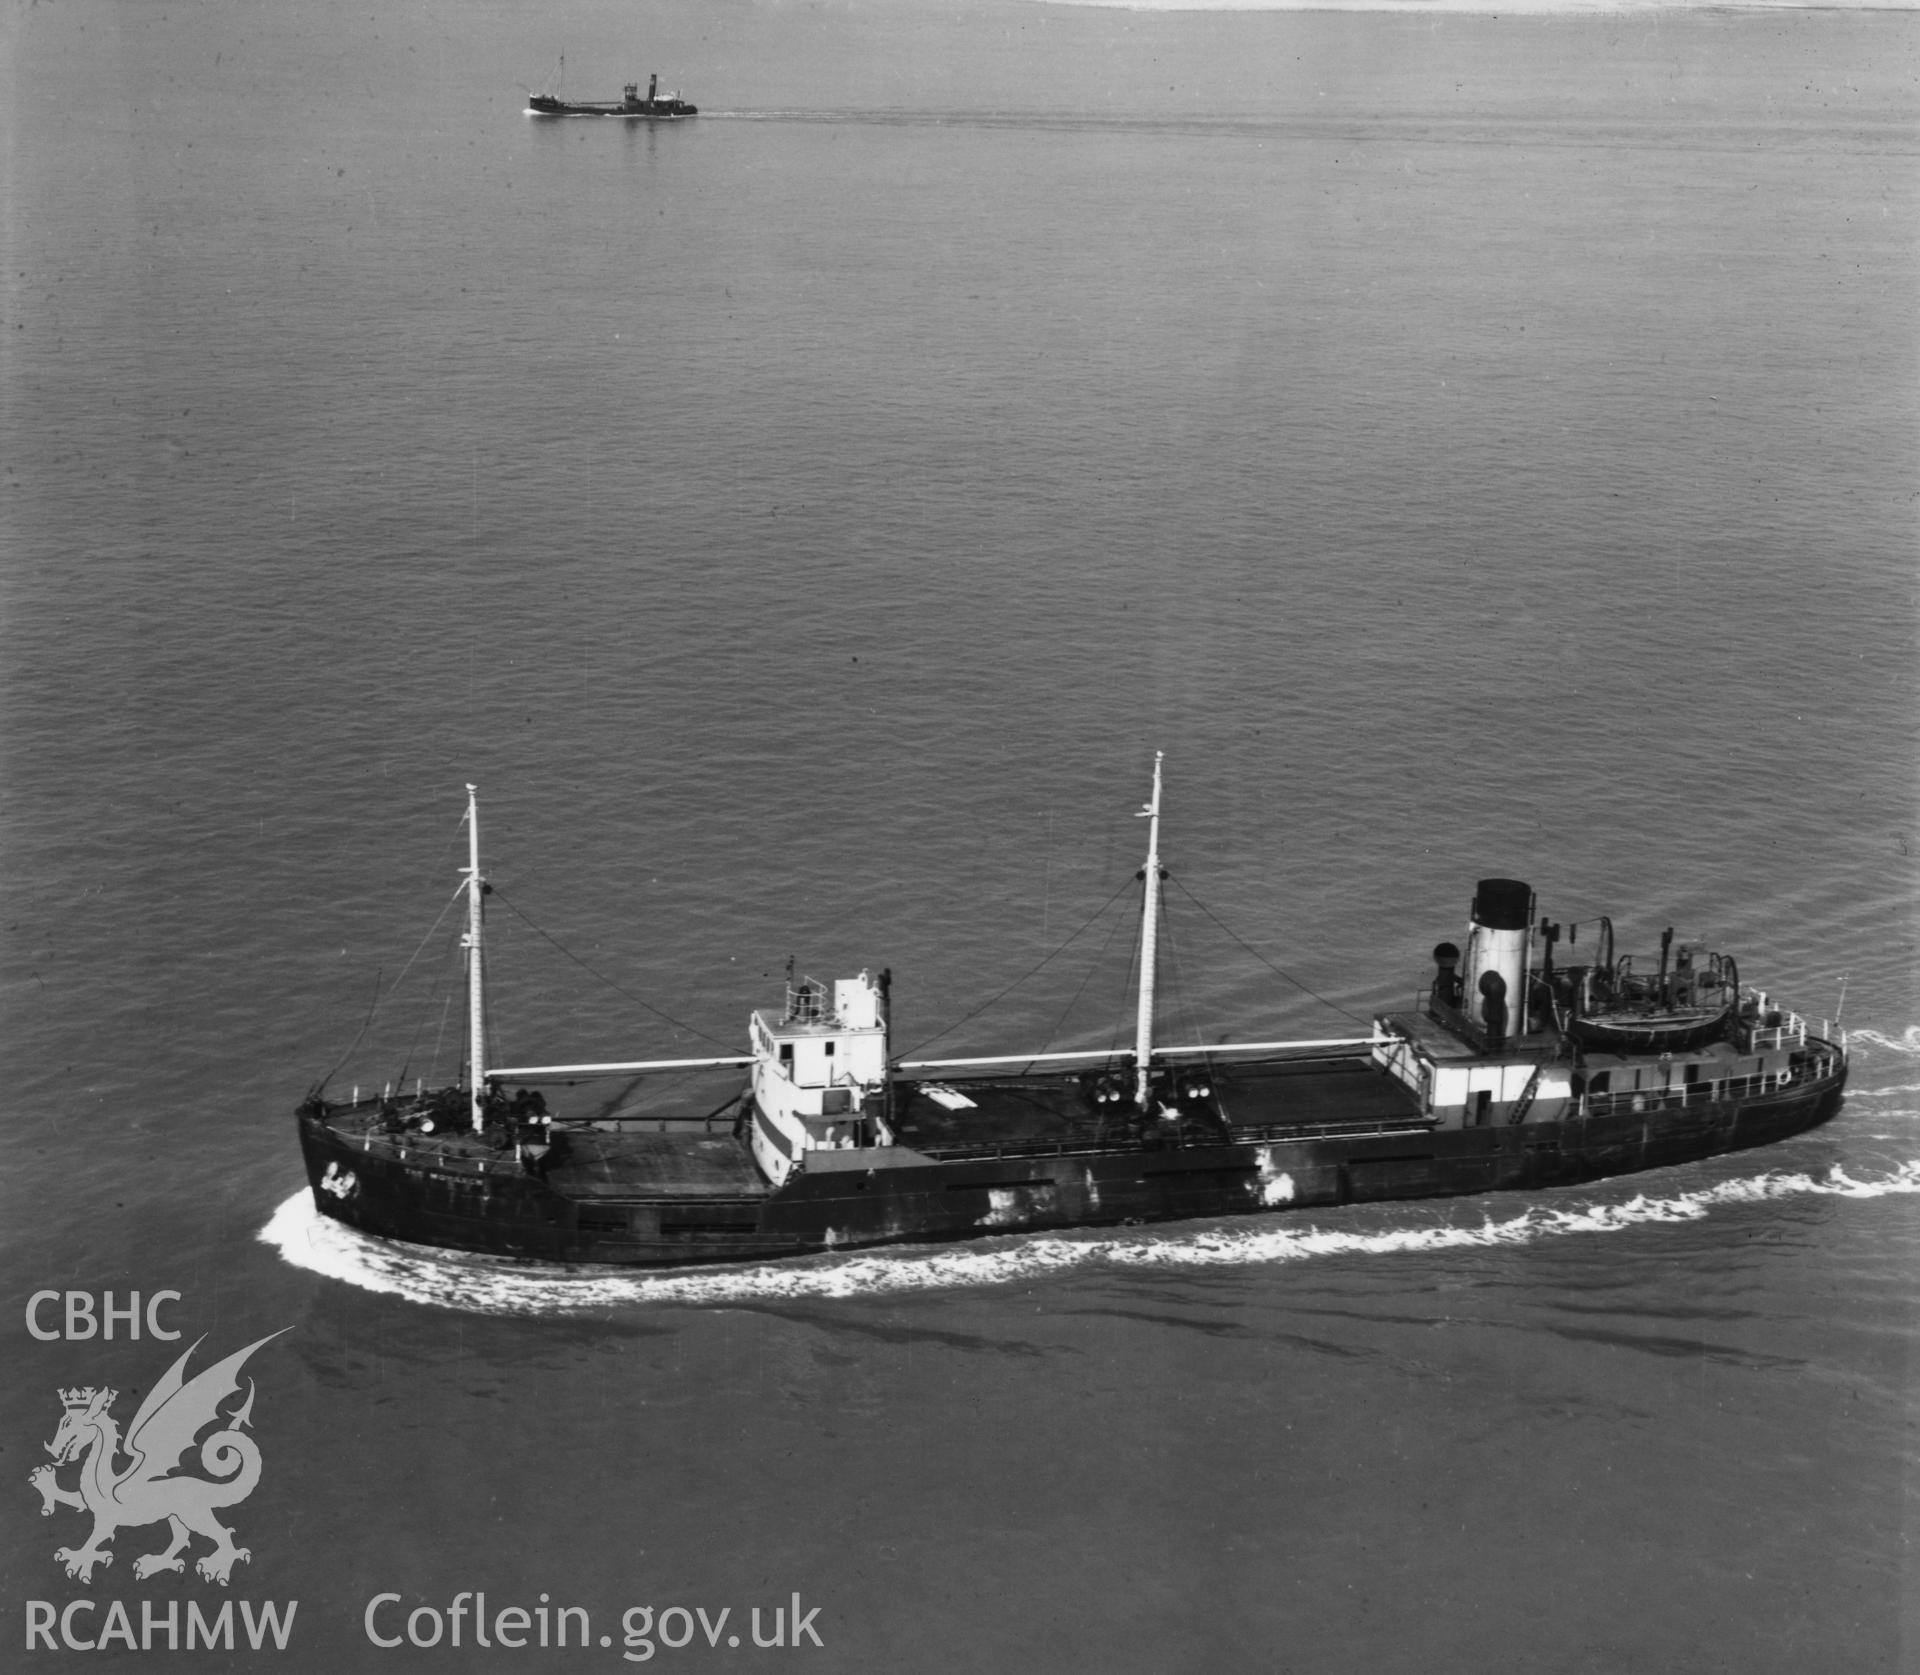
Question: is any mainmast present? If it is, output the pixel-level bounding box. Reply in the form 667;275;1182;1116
1133;752;1164;1109
463;784;487;1133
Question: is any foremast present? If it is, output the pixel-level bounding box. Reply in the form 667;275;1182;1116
463;784;487;1133
1134;751;1164;1109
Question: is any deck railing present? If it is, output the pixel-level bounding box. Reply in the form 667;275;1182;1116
1572;1050;1842;1121
1740;1013;1807;1052
1731;1003;1851;1058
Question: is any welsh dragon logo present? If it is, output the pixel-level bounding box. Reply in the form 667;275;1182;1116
28;1331;287;1586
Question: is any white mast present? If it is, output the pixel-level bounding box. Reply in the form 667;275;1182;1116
1133;751;1164;1109
463;784;487;1133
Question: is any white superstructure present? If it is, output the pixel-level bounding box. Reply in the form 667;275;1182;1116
748;970;892;1186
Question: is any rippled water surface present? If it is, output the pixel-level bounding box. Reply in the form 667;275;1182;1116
3;0;1916;1668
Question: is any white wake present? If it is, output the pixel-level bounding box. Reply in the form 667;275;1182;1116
1848;1028;1920;1057
260;1157;1920;1316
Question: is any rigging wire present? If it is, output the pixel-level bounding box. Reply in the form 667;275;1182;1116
487;885;735;1052
341;855;1373;1091
1025;883;1138;1067
390;881;470;993
1165;873;1370;1026
1110;894;1143;1061
312;967;382;1097
1159;893;1203;1054
402;931;463;1091
897;871;1141;1059
395;923;465;1092
481;936;503;1089
429;983;455;1088
315;879;469;1093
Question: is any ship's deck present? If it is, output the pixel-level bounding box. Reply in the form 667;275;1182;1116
302;1101;768;1201
549;1130;767;1200
894;1055;1422;1155
306;1053;1426;1198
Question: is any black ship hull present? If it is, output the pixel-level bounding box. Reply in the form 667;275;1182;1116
296;1060;1846;1271
295;793;1851;1277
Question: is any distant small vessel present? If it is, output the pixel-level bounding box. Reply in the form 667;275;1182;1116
295;763;1850;1271
526;73;696;120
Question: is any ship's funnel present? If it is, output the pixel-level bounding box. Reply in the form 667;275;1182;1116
1460;878;1531;1047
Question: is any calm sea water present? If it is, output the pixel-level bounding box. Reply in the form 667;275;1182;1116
3;0;1917;1668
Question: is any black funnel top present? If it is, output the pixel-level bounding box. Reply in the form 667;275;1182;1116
1472;878;1532;931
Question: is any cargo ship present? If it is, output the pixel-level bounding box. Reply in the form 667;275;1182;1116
296;763;1848;1269
525;74;696;119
